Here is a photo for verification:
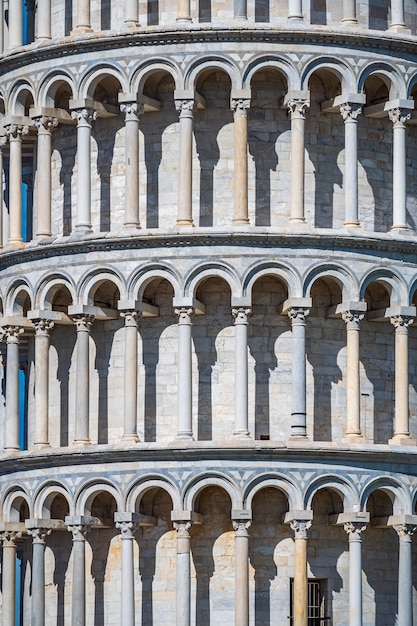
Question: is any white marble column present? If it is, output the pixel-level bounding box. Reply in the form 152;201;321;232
0;137;6;248
173;521;193;626
288;0;303;19
232;308;250;438
3;326;24;450
36;0;52;39
231;98;250;225
121;103;143;230
393;522;417;626
26;525;52;626
233;519;251;626
342;0;357;24
288;307;310;437
0;0;4;53
115;513;140;626
342;310;365;441
6;124;29;246
72;314;94;444
66;518;91;626
175;307;194;439
125;0;140;26
120;310;140;441
8;0;23;48
389;315;415;445
234;0;247;20
340;103;362;227
390;0;406;29
1;530;22;626
33;116;58;238
344;521;367;626
287;100;309;223
388;108;410;230
71;108;96;234
74;0;92;31
175;99;195;226
32;319;54;447
290;518;312;626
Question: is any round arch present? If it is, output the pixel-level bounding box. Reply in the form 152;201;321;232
33;482;73;518
125;475;181;512
183;473;241;511
304;475;358;511
358;62;405;99
359;268;408;305
131;59;183;95
242;56;297;91
75;480;123;516
303;263;359;301
34;273;76;310
360;477;411;515
76;268;126;305
301;57;354;94
2;487;31;522
184;57;241;91
128;264;182;302
243;474;302;511
242;261;301;302
78;64;128;100
38;71;76;108
183;262;241;301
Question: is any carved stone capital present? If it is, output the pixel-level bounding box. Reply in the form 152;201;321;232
287;307;310;324
27;526;52;544
388;107;411;127
0;530;22;547
230;98;251;114
120;310;140;327
33;115;59;134
1;325;25;343
120;102;144;121
115;519;139;539
33;318;55;336
290;519;312;539
71;108;97;126
175;307;194;324
232;520;251;536
342;310;365;330
340;103;362;122
67;523;91;542
393;523;417;542
173;520;193;537
287;99;310;120
175;99;195;116
343;521;367;539
232;308;251;324
72;314;95;332
390;315;414;330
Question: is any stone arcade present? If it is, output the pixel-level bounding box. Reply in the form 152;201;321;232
0;1;417;625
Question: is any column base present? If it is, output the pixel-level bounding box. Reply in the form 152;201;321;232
4;445;20;451
287;15;304;21
71;26;93;35
124;20;141;28
391;224;411;233
343;221;361;229
121;433;140;442
234;15;248;20
74;225;93;235
72;438;91;445
176;219;194;226
176;433;193;440
232;219;250;225
32;442;51;448
389;25;411;34
176;16;193;22
341;434;366;444
341;18;358;26
7;239;25;249
232;430;251;439
388;435;416;446
288;217;307;225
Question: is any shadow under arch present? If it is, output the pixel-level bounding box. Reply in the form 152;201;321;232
194;68;233;227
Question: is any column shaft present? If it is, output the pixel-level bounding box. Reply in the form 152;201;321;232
121;535;135;625
27;528;50;626
290;519;311;626
176;100;194;226
0;0;4;53
8;0;23;48
389;108;410;230
176;308;193;439
344;522;367;626
2;533;19;626
233;521;250;626
73;316;94;444
34;117;57;238
121;104;142;229
36;0;52;39
0;141;5;247
288;101;309;223
390;316;413;440
125;0;140;25
33;320;54;446
233;308;250;437
394;524;416;626
343;312;364;438
391;0;406;27
7;125;29;245
72;109;95;233
342;0;357;23
122;311;139;440
76;0;91;30
231;99;250;225
234;0;247;19
5;328;23;450
288;0;303;19
177;0;192;21
174;522;192;626
341;104;361;227
288;308;309;437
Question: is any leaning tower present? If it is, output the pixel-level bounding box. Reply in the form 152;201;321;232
0;1;417;625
